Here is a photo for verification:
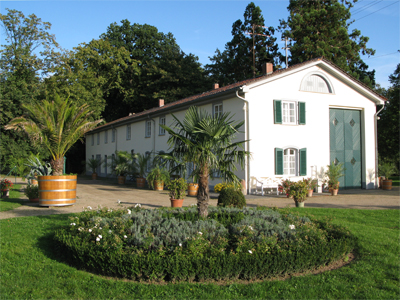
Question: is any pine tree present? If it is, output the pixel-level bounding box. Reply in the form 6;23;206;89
279;0;375;86
206;2;283;86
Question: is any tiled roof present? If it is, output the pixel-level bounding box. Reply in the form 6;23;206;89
92;57;386;132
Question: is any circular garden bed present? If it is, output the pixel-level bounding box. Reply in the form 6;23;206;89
54;206;356;282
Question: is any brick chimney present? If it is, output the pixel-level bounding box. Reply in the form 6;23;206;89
159;99;164;107
262;63;273;75
212;83;219;90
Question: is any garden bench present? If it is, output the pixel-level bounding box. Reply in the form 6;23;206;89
254;177;281;196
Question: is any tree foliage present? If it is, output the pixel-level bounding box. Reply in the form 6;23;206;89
279;0;375;87
161;106;249;218
378;62;400;171
99;20;211;121
206;2;283;86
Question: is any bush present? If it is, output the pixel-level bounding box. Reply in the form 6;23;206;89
54;206;356;282
217;187;246;208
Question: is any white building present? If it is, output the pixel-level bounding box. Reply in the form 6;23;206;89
86;58;386;193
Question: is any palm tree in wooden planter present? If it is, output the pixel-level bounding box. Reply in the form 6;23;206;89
132;153;151;188
87;158;102;180
5;95;102;206
160;106;249;218
108;151;132;184
146;165;170;191
379;162;397;190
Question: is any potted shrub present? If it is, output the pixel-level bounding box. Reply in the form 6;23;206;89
278;179;293;197
379;162;397;190
5;94;102;206
87;158;102;180
24;184;39;202
1;179;13;198
286;180;308;207
303;178;318;197
132;153;151;188
146;166;169;191
108;151;132;184
323;162;345;196
166;177;187;207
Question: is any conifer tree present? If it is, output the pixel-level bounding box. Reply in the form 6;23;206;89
206;2;283;86
279;0;375;87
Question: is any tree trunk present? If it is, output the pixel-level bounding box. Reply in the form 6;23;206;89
197;166;209;218
50;157;64;176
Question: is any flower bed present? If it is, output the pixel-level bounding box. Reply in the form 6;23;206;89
54;207;357;282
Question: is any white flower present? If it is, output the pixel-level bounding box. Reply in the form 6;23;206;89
78;227;83;231
248;226;253;231
117;200;121;204
70;223;76;226
88;229;92;232
98;235;102;239
248;250;253;254
87;206;92;210
289;224;295;230
134;203;141;208
124;235;127;239
109;230;112;233
179;243;182;247
127;209;131;214
96;237;100;242
198;232;203;235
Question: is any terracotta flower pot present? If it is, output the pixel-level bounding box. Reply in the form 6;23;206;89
136;177;146;188
307;189;313;197
170;198;184;208
330;188;339;196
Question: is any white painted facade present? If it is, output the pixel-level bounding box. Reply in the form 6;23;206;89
86;58;386;192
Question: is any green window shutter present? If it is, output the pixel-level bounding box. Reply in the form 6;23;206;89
275;148;283;175
299;148;307;176
274;100;282;124
299;102;306;125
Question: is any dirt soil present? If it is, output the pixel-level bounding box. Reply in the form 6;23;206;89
1;176;399;219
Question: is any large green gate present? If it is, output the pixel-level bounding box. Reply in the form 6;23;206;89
329;109;362;189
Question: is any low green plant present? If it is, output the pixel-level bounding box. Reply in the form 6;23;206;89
324;161;345;189
86;158;102;174
217;187;246;208
25;156;52;182
24;184;39;199
166;177;187;199
379;162;398;180
287;180;308;203
214;182;239;193
107;150;131;177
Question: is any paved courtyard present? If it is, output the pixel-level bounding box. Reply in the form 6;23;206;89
0;176;399;219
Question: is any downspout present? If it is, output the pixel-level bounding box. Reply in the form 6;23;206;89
148;115;156;158
374;101;387;188
235;85;250;194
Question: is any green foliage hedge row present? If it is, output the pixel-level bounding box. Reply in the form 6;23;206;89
54;207;357;282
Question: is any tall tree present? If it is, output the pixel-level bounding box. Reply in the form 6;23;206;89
0;9;61;171
206;2;283;86
279;0;375;86
161;107;248;218
378;63;400;170
100;21;211;121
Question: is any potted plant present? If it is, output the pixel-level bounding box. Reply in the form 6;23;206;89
132;153;151;188
146;166;170;191
24;184;39;202
25;157;52;185
87;158;102;180
278;179;293;197
323;162;345;196
303;178;318;197
108;151;132;184
379;162;397;190
1;179;14;198
166;177;187;207
5;94;102;206
286;179;308;207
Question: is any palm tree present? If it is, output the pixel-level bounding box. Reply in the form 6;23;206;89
5;95;103;175
161;106;249;217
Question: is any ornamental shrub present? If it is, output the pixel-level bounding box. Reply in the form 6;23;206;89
54;206;357;282
217;187;246;208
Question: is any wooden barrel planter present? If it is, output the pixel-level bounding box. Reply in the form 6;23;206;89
117;176;125;185
187;183;199;196
38;175;77;207
136;178;146;188
382;179;393;190
153;180;164;191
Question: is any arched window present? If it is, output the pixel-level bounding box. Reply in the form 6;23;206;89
275;148;307;176
300;73;333;94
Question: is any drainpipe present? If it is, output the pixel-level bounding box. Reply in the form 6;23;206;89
148;115;156;159
374;101;386;188
235;85;250;194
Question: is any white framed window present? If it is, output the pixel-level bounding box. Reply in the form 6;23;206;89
97;133;100;145
145;121;152;137
126;125;131;140
213;103;223;118
104;155;107;176
159;116;166;135
112;129;116;143
145;151;152;172
275;147;307;176
282;101;296;124
284;148;297;176
91;135;94;146
104;130;108;144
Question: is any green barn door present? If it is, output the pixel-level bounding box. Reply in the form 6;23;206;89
329;109;362;189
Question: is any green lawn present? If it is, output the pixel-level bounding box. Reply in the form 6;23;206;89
0;184;25;211
390;176;400;186
0;195;399;299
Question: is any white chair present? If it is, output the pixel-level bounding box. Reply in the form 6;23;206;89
254;177;280;196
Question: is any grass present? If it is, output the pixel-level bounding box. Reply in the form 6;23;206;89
390;176;399;186
0;194;399;299
0;184;25;212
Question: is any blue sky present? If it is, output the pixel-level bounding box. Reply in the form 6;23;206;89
1;0;399;88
